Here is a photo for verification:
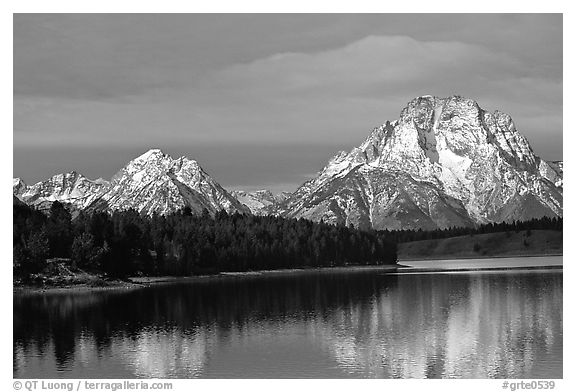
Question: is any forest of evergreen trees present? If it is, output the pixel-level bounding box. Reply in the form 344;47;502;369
13;200;562;281
13;201;397;279
384;216;563;243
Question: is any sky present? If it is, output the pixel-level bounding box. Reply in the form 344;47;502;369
13;14;563;193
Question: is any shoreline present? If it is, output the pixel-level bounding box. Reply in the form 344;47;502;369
394;264;563;274
13;264;399;295
397;252;563;261
14;254;562;295
12;280;148;296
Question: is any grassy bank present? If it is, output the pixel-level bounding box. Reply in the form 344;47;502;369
14;261;399;295
12;259;144;294
398;229;562;261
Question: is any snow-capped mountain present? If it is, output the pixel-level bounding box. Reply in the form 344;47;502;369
232;190;292;215
14;172;109;211
14;149;250;217
88;149;250;216
275;96;563;230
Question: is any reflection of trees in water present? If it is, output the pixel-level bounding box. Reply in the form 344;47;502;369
312;272;562;378
13;272;562;378
13;271;395;377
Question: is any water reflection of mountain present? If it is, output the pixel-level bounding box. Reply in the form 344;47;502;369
311;272;563;378
13;270;562;378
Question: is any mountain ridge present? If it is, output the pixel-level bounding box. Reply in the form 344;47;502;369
14;171;109;213
13;95;562;229
231;190;291;215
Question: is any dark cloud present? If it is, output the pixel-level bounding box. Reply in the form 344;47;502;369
14;14;561;99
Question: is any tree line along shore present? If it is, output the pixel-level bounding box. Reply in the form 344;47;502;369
13;200;562;287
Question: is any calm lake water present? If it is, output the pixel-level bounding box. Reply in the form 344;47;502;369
14;262;563;379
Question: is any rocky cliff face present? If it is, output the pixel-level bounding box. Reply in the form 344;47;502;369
13;178;27;198
543;160;563;188
231;190;292;215
88;149;250;216
275;96;562;230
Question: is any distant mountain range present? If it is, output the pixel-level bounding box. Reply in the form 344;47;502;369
14;95;563;230
14;149;250;217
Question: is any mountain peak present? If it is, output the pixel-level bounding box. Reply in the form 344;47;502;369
134;148;167;162
90;149;249;216
407;94;477;107
231;189;290;215
278;95;562;230
13;177;26;186
13;178;27;196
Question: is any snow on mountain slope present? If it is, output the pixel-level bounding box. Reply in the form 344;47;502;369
88;149;250;216
14;149;250;217
13;178;27;198
543;160;563;188
15;172;109;211
231;190;291;215
275;96;562;230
